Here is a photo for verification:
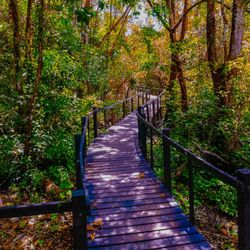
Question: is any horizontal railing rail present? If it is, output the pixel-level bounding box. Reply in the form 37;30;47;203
136;100;250;250
0;200;72;219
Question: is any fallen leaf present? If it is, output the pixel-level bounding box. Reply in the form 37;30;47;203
93;218;103;227
12;223;19;230
89;232;96;241
91;202;97;208
160;193;166;198
138;172;145;179
87;224;95;231
220;227;228;236
48;240;53;247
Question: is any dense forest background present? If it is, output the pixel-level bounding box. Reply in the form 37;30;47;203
0;0;249;248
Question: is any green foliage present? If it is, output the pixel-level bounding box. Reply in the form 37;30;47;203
76;7;96;25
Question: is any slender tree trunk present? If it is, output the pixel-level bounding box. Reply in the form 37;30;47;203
167;0;188;112
227;0;245;103
9;0;22;94
220;0;228;63
24;0;44;154
25;0;33;61
168;41;188;112
180;0;189;41
207;0;227;106
229;0;245;61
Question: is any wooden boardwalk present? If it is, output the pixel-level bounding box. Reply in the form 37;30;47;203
85;113;211;249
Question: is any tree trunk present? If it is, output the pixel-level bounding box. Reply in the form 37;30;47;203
9;0;22;94
229;0;245;61
227;0;245;104
207;0;228;106
168;44;188;112
180;0;189;41
25;0;33;61
24;0;44;154
167;0;188;113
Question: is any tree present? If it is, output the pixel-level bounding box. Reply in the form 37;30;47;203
206;0;247;107
146;0;205;112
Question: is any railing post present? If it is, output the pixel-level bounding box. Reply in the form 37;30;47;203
147;91;150;101
72;189;87;250
152;101;155;126
162;128;172;194
236;169;250;250
123;101;126;118
75;135;81;190
159;96;162;120
93;107;98;138
137;106;147;159
137;106;142;148
131;98;134;112
146;105;150;122
81;117;87;159
141;112;147;159
188;159;194;224
142;92;145;104
104;110;107;130
150;127;153;168
156;98;160;122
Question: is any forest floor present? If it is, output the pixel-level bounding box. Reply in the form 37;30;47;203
196;205;238;249
0;190;238;250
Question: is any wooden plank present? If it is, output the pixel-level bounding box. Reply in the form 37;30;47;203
90;192;172;204
88;230;201;248
88;213;188;229
86;166;148;174
86;157;142;163
88;235;207;249
89;197;177;210
86;162;145;171
86;170;154;180
86;176;160;187
90;186;169;199
93;219;192;237
89;207;182;222
88;183;163;195
91;201;178;216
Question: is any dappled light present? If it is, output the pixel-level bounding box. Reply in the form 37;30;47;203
85;110;211;249
1;0;249;248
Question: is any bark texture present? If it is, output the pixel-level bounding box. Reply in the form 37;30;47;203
9;0;21;94
25;0;44;154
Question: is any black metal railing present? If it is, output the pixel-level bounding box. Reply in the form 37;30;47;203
137;97;250;250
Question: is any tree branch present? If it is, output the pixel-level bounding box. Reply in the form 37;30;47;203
98;6;130;47
172;0;206;31
146;0;171;32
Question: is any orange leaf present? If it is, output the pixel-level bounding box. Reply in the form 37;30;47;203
90;232;96;241
12;223;19;230
87;224;95;231
220;227;228;236
93;218;103;227
160;193;166;198
138;172;145;179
